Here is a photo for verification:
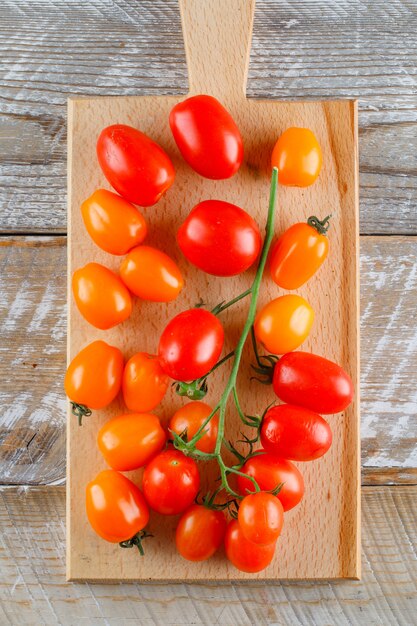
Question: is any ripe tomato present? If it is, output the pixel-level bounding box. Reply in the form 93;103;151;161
261;404;332;461
158;309;224;381
120;246;184;302
270;218;330;289
81;189;147;256
237;452;304;512
273;352;354;414
169;401;218;453
169;95;243;179
97;124;175;206
98;413;166;471
122;352;169;412
225;519;276;573
271;127;322;187
65;340;123;410
238;492;284;545
254;295;314;355
177;200;261;276
72;262;132;330
176;504;227;561
86;470;149;543
142;449;200;515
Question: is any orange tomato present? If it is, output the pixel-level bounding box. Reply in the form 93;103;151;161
81;189;147;255
120;246;184;302
270;217;330;289
169;401;218;453
225;519;276;573
176;504;227;562
98;413;166;471
123;352;169;412
72;262;132;329
271;127;322;187
254;295;314;355
238;492;284;546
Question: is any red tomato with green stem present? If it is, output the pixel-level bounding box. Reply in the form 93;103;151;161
169;401;218;453
238;492;284;546
176;504;227;562
120;246;184;302
122;352;169;413
225;519;276;573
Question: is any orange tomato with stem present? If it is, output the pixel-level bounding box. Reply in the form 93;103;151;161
122;352;169;413
271;127;322;187
169;401;218;453
120;246;184;302
176;504;227;562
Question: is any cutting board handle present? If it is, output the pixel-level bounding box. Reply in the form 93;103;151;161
179;0;256;100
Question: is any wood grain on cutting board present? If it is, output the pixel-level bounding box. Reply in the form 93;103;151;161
67;0;360;581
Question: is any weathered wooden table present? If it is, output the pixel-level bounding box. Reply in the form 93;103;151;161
0;0;416;623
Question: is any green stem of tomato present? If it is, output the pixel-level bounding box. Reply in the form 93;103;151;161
211;288;252;316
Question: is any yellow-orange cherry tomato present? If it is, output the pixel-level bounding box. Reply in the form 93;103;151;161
81;189;147;255
271;127;322;187
123;352;169;413
270;217;330;289
98;413;166;471
254;295;314;355
169;401;219;454
120;246;184;302
72;262;132;329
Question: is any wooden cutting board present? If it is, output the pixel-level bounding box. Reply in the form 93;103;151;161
67;0;360;581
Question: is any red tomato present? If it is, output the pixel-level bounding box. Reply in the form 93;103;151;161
169;401;218;453
97;124;175;206
261;404;332;461
177;200;261;276
158;309;224;381
98;413;166;471
237;452;304;511
120;246;184;302
122;352;169;412
271;127;322;187
142;449;200;515
169;95;243;179
238;492;284;545
176;504;227;561
225;519;276;573
273;352;354;414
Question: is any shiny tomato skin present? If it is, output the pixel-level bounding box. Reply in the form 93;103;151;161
273;352;354;414
122;352;169;413
254;295;314;355
238;492;284;545
169;95;243;179
81;189;147;255
97;124;175;206
65;340;124;410
261;404;332;461
119;246;184;302
271;127;322;187
176;504;227;561
225;519;276;573
178;200;261;276
270;222;329;289
72;262;132;330
98;413;166;471
158;309;224;381
142;449;200;515
169;401;218;453
237;452;304;512
86;470;149;543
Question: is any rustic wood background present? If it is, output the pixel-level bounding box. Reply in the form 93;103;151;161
0;0;416;622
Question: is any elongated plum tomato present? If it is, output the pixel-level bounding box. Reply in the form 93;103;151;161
81;189;147;255
273;351;354;414
158;309;224;381
178;200;261;276
270;217;330;289
271;127;322;187
122;352;169;413
225;519;276;573
176;504;227;562
97;124;175;206
169;401;218;454
86;470;149;543
120;246;184;302
142;449;200;515
254;295;314;355
98;413;166;471
72;262;132;330
237;452;304;512
170;95;243;179
65;340;123;410
238;492;284;546
261;404;332;461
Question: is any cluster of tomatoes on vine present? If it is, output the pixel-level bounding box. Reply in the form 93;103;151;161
65;94;354;573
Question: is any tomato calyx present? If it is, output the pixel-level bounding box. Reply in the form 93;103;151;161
119;529;153;556
307;214;332;235
71;402;92;426
173;350;235;400
249;326;279;385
